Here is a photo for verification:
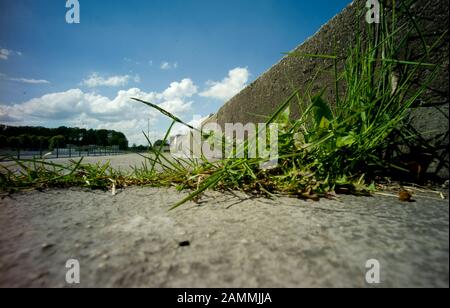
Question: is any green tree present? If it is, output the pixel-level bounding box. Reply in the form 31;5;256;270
0;135;7;148
0;124;130;150
38;136;49;151
18;134;31;150
30;135;40;150
96;129;109;147
7;136;20;149
49;135;65;150
110;132;129;150
154;140;169;147
84;129;96;145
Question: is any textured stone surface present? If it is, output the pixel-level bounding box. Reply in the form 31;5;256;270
0;187;448;288
212;0;449;177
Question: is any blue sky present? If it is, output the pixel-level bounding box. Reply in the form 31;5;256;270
0;0;350;145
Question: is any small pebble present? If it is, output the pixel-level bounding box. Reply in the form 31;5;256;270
41;243;54;250
399;190;413;202
179;241;190;247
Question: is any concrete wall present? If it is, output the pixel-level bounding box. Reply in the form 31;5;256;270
212;0;449;178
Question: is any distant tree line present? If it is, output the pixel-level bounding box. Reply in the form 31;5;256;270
130;144;149;152
129;139;170;153
0;125;129;150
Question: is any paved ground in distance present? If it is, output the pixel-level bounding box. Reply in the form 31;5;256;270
0;153;150;174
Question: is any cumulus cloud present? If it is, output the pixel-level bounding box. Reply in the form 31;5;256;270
81;73;139;88
158;99;192;115
160;78;198;100
160;62;178;70
0;109;17;122
200;67;249;101
0;78;198;145
0;73;50;84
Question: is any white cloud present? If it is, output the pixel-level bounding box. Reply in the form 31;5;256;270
0;73;50;84
123;57;140;65
0;109;16;122
0;48;22;60
160;78;198;100
81;73;137;88
161;62;170;70
11;78;50;84
160;61;178;70
200;67;249;101
159;99;192;114
0;49;11;60
0;78;198;145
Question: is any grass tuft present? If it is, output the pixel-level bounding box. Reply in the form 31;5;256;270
0;2;446;208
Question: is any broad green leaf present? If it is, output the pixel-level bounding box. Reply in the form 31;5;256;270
319;117;331;130
310;95;334;128
336;134;356;148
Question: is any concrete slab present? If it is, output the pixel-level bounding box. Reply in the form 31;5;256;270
0;187;448;288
